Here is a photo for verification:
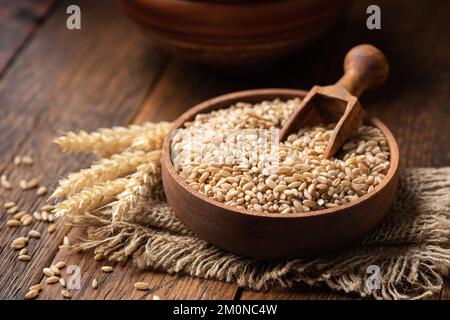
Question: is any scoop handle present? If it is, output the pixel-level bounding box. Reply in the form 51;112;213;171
336;44;389;97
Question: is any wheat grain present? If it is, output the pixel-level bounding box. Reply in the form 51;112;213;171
11;237;28;250
153;295;161;300
53;179;127;217
6;219;21;227
46;276;59;284
63;236;70;246
4;201;16;209
101;266;113;273
19;248;28;256
25;290;39;300
6;206;18;214
28;230;41;239
33;211;42;221
15;211;27;220
172;99;390;213
48;224;56;234
14;156;21;166
59;278;66;287
51;151;157;199
134;281;150;290
41;211;48;221
94;253;104;261
36;186;47;196
41;205;54;212
30;284;43;292
21;156;34;165
54;122;160;157
27;178;39;189
92;279;98;289
18;254;32;261
55;261;66;269
61;289;71;299
1;174;12;190
43;268;54;277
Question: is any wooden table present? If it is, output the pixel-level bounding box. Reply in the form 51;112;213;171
0;0;449;300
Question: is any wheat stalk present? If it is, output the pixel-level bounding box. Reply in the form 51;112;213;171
53;179;127;217
130;121;171;152
111;158;161;223
54;122;161;157
50;150;161;199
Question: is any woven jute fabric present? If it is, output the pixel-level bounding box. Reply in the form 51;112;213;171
72;167;450;300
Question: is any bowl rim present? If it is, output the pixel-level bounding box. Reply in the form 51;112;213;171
162;88;399;219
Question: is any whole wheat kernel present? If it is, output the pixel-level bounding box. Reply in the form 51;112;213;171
11;237;28;249
92;279;98;289
28;230;41;239
18;254;32;261
4;201;16;209
36;186;48;196
6;219;21;227
48;224;56;234
61;290;71;299
134;281;150;290
25;290;39;300
46;276;60;284
101;266;113;273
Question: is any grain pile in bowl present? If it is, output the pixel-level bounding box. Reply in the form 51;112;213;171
171;99;390;213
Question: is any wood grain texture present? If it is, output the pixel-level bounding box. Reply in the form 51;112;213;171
0;0;448;300
0;0;168;299
0;0;57;74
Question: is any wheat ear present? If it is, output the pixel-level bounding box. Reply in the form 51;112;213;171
53;179;127;217
54;122;159;157
50;150;161;199
111;156;161;223
131;121;171;152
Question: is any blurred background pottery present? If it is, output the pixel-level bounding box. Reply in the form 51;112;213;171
115;0;351;66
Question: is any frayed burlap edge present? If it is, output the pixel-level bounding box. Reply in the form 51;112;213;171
69;167;450;300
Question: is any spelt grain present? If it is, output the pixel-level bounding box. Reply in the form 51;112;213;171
61;290;71;298
134;281;150;290
18;254;32;261
28;230;41;239
25;290;39;300
4;201;15;209
46;276;59;284
36;186;48;196
6;219;21;227
101;266;113;273
48;224;56;234
33;211;42;221
6;206;18;214
92;279;98;289
11;237;28;249
29;284;43;292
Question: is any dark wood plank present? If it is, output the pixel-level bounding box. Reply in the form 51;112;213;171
0;0;57;74
0;0;168;299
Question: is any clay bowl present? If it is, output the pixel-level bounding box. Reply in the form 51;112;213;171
161;89;399;259
115;0;351;66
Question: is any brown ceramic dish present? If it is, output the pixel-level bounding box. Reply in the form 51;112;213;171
115;0;351;66
161;89;399;259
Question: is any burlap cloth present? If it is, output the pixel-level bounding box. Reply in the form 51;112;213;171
73;167;450;300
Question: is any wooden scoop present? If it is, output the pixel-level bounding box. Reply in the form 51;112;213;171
279;44;389;158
